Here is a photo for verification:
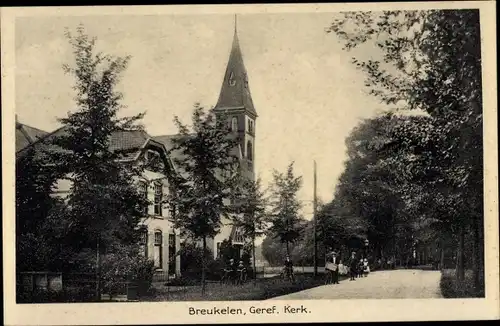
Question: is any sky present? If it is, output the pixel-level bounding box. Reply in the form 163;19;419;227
15;13;389;220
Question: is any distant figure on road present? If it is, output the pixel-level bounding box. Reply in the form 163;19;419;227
357;257;365;278
363;258;370;277
338;260;348;276
349;252;357;281
387;257;394;270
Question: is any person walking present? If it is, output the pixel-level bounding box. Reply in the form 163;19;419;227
349;251;357;281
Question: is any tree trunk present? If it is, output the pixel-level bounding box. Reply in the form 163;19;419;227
286;242;290;256
252;234;257;286
95;237;101;302
456;226;465;282
440;247;445;270
202;236;207;295
472;216;482;293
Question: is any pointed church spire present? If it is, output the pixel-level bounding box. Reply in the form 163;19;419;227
214;15;257;117
234;14;237;35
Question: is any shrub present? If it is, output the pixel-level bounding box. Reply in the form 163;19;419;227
440;269;484;298
131;256;156;296
100;246;155;299
179;243;213;271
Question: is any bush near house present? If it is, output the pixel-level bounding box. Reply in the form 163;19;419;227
101;251;156;300
440;269;484;298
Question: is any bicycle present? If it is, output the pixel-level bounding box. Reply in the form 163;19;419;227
236;268;248;285
281;266;295;282
220;269;236;286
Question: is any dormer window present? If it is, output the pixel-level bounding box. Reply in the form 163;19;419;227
229;72;236;86
146;149;164;171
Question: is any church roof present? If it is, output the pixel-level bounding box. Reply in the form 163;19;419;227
214;18;257;118
153;133;244;177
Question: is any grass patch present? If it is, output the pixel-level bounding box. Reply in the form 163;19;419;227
144;274;346;301
440;269;484;298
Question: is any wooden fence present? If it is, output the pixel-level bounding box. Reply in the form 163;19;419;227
16;272;138;303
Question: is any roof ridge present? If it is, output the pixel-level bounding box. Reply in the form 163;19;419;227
16;125;68;154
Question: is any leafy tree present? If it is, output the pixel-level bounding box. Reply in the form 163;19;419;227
230;177;269;282
327;9;483;290
218;238;238;264
177;241;213;277
267;162;306;256
46;25;149;299
261;235;291;266
317;200;368;257
16;147;62;272
166;104;239;294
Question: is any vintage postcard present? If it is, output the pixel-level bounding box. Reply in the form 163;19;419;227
2;2;499;325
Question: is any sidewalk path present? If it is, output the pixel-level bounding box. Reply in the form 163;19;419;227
269;269;443;300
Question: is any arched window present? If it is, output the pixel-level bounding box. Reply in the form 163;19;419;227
248;119;254;134
228;72;236;86
247;140;253;161
231;117;238;132
154;229;163;269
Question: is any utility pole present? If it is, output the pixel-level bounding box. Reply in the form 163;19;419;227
313;161;318;277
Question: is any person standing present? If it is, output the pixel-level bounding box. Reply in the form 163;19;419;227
331;251;340;284
284;255;295;282
349;251;357;281
357;257;364;278
363;258;370;277
229;258;237;284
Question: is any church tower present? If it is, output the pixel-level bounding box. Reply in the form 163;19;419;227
214;16;257;181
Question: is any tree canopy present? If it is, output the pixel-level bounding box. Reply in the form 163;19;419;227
325;9;483;291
